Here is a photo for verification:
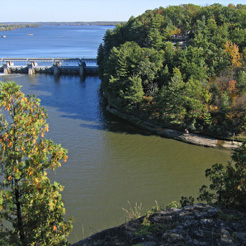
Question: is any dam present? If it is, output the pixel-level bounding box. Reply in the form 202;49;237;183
0;58;98;76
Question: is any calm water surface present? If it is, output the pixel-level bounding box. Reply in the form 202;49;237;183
0;26;230;243
0;25;111;58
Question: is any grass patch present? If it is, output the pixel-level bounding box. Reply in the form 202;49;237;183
136;213;178;236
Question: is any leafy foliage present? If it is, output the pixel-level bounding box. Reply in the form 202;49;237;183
180;196;195;207
198;142;246;210
0;82;73;245
98;4;246;137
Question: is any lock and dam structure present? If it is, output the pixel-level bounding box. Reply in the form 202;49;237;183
0;58;98;76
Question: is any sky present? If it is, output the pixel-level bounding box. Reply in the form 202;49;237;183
1;0;244;22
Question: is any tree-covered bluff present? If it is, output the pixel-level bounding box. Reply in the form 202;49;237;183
97;4;246;139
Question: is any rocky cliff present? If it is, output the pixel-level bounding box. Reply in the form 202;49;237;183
106;106;242;150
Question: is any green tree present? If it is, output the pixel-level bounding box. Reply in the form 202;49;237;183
237;71;246;91
198;141;246;210
183;78;207;130
163;42;178;72
179;46;209;81
108;74;144;109
230;28;246;51
157;68;186;126
97;43;105;79
121;75;144;109
148;28;164;50
0;82;73;245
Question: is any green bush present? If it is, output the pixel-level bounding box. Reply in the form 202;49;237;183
198;142;246;210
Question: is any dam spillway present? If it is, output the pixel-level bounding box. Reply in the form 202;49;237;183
0;58;98;76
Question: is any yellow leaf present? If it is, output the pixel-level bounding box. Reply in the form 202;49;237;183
34;178;39;184
7;141;12;148
45;124;49;132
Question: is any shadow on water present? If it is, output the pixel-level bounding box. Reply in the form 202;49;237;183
97;91;152;136
0;73;151;136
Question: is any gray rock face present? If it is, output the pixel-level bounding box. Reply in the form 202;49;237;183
73;203;246;246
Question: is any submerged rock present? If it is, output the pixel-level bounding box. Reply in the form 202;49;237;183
73;203;246;246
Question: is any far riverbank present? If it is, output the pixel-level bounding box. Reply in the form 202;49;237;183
0;23;39;32
106;105;242;150
2;21;120;26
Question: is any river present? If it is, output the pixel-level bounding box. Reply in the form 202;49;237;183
0;25;230;244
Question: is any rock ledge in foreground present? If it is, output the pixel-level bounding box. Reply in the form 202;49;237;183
73;203;246;246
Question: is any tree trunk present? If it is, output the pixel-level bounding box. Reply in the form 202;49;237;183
15;180;26;245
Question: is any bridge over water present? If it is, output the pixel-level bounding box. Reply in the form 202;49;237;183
0;58;98;76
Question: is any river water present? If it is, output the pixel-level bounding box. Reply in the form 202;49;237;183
0;26;230;243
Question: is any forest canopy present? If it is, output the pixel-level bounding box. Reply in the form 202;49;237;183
97;4;246;138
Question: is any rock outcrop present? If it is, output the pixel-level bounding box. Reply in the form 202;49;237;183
106;106;242;150
73;203;246;246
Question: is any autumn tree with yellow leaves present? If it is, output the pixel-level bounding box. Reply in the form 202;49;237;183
224;41;242;68
0;82;73;245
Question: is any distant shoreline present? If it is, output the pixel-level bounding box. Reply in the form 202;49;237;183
0;22;119;33
1;21;123;26
0;23;39;32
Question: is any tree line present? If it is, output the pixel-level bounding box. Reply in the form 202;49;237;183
0;24;39;32
97;3;246;138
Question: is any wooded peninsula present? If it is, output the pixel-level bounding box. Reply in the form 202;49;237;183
97;4;246;141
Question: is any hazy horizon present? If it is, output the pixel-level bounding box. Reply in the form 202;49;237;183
1;0;244;23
